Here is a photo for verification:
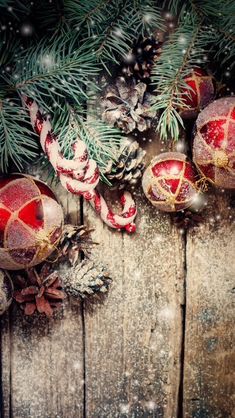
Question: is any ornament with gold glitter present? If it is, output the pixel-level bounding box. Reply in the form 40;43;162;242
0;174;64;270
142;152;199;212
193;97;235;189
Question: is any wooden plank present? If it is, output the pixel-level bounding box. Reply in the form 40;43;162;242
183;192;235;418
83;139;185;417
0;312;11;418
1;181;85;418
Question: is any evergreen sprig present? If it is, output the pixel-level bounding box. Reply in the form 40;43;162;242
65;0;165;67
8;38;100;112
151;14;207;140
0;99;38;171
0;0;234;173
53;107;122;184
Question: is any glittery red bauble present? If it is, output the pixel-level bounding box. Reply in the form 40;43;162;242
193;97;235;189
180;68;214;119
0;174;64;270
142;152;198;212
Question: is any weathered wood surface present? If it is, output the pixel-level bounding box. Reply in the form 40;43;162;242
83;187;184;418
0;184;85;418
184;192;235;418
0;147;234;417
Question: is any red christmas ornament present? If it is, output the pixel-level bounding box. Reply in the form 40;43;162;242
142;152;198;212
180;68;214;119
193;97;235;189
0;174;64;270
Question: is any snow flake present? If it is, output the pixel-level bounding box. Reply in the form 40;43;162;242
119;403;130;414
143;13;153;24
145;400;157;411
40;54;56;69
20;23;34;37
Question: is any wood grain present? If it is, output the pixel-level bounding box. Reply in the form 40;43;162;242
1;182;85;418
83;137;185;417
183;192;235;418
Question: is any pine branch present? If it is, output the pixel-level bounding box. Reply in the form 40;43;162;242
65;0;165;68
0;99;38;172
151;14;206;140
165;0;235;67
64;0;115;36
133;0;165;35
6;37;100;112
0;30;20;68
53;107;122;183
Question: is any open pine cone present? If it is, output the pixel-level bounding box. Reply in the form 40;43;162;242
101;77;157;133
58;224;95;265
13;266;66;316
121;36;162;83
105;137;146;189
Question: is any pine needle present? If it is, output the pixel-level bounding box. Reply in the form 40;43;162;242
0;99;38;172
151;13;207;140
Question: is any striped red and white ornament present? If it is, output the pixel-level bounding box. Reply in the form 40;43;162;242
23;97;137;233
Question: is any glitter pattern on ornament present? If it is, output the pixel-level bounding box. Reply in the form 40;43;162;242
0;174;64;270
180;68;215;119
193;97;235;189
142;152;199;212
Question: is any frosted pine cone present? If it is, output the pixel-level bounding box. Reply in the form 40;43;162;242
105;138;146;189
61;260;112;299
101;77;157;134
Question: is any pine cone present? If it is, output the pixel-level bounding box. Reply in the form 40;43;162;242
101;77;157;134
13;266;66;316
0;270;13;315
173;211;203;230
105;138;146;189
58;224;95;265
61;260;112;299
121;36;162;84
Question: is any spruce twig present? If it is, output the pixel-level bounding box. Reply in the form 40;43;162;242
151;14;206;140
0;99;38;172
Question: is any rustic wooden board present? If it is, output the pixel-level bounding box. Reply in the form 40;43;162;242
183;192;235;418
83;136;185;417
0;147;234;417
0;183;85;418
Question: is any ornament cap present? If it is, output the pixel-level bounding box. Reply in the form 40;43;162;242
213;150;229;168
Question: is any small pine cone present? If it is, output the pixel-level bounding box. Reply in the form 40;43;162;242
0;270;13;315
61;260;112;299
13;267;66;317
101;77;157;134
105;138;146;189
58;224;95;265
121;36;162;84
